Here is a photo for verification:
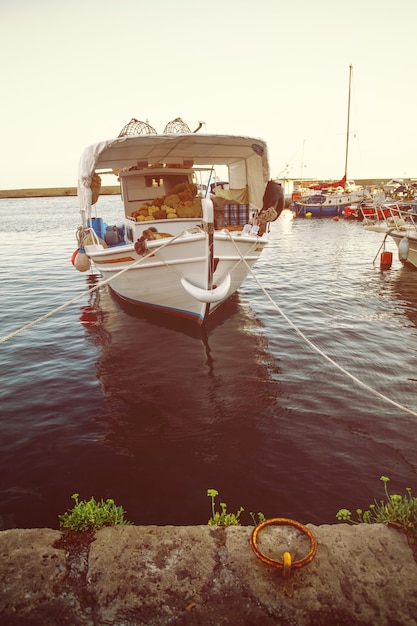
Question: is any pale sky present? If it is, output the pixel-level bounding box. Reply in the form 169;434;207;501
1;0;416;189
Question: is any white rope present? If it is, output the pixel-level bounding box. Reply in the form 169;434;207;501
0;230;190;345
4;226;417;419
225;230;417;419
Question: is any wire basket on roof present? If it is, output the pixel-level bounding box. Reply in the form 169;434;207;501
118;118;157;137
163;117;191;133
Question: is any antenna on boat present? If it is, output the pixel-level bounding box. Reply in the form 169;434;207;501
344;64;353;181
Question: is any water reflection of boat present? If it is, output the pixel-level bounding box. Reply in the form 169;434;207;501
79;276;282;523
390;265;417;330
79;274;104;331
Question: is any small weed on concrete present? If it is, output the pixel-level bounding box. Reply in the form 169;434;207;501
59;493;132;532
337;476;417;542
207;489;265;526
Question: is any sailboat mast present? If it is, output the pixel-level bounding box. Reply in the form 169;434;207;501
344;64;352;180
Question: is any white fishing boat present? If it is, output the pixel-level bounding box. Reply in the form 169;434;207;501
361;203;417;269
73;118;283;325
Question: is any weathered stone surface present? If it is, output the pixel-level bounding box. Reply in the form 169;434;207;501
228;523;417;626
0;523;416;625
0;528;67;623
87;525;220;624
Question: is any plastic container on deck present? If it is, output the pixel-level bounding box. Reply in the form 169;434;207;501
105;225;121;246
88;217;105;240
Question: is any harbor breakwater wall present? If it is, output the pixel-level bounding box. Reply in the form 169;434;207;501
0;186;120;199
0;180;401;200
1;523;417;625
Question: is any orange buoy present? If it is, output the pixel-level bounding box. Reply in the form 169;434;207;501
380;250;393;270
74;246;91;272
71;249;79;266
333;215;339;221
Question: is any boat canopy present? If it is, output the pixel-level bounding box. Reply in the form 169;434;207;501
77;133;270;214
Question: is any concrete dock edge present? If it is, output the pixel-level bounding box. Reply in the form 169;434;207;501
1;523;416;625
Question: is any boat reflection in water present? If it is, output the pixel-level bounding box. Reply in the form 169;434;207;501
78;273;283;525
79;274;106;332
389;264;417;331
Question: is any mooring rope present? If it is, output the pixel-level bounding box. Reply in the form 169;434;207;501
3;227;417;420
0;229;190;345
225;231;417;419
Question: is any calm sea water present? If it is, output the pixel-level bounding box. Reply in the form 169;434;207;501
1;196;417;530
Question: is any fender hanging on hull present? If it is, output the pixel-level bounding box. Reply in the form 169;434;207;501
180;273;231;303
398;236;409;263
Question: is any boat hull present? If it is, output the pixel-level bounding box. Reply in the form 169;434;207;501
364;208;417;269
293;188;370;218
293;202;350;217
390;231;417;269
86;230;268;324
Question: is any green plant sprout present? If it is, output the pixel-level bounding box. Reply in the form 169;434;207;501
59;493;132;532
336;476;417;542
207;489;243;526
250;511;266;525
207;489;265;526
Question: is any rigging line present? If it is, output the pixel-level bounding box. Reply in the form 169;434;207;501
226;232;417;419
372;230;391;267
0;230;190;345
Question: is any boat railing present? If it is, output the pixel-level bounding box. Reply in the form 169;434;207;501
360;203;417;230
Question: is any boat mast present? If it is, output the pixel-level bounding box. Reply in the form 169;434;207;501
344;64;353;180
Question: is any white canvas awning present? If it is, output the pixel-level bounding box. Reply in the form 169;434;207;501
77;134;270;213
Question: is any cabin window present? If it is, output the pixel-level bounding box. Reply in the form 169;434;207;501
145;176;163;188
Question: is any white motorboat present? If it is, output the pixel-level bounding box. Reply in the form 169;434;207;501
73;119;283;325
361;203;417;269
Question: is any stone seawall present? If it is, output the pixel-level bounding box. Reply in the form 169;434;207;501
0;179;402;200
0;187;120;198
1;523;416;625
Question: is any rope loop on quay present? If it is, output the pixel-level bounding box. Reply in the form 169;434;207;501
250;518;318;577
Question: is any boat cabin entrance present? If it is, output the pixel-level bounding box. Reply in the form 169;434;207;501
119;166;195;216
